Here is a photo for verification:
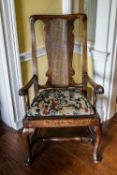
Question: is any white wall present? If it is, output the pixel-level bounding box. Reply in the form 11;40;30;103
90;0;117;121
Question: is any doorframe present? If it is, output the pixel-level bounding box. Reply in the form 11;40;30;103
0;0;25;129
92;0;117;121
62;0;72;14
107;9;117;119
0;12;15;127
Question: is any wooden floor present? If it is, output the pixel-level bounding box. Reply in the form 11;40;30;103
0;115;117;175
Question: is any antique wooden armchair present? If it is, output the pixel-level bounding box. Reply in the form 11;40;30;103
19;14;104;166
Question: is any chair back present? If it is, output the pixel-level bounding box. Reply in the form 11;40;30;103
30;14;87;93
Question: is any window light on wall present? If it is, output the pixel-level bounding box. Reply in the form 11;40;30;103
72;0;97;42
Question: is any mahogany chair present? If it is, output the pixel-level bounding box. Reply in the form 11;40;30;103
19;14;104;166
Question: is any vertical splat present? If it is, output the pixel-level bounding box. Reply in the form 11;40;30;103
44;18;75;87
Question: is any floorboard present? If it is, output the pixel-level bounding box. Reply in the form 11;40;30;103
0;116;117;175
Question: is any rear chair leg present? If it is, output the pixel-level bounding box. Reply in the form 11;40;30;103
93;124;102;163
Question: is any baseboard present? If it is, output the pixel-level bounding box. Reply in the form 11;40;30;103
13;119;23;130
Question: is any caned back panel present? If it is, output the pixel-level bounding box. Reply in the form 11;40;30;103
30;14;87;90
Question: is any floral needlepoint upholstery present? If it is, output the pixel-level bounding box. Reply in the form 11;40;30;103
27;88;95;117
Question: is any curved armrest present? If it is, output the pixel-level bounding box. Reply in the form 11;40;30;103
87;75;104;95
19;75;38;96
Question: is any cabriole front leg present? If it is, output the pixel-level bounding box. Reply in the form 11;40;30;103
93;123;102;163
22;128;34;166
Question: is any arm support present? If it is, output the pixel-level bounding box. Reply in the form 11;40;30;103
19;75;38;96
87;75;104;94
87;75;104;107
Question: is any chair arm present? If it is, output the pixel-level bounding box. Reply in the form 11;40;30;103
87;76;104;95
19;75;38;96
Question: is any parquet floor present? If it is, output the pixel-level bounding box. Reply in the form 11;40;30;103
0;115;117;175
